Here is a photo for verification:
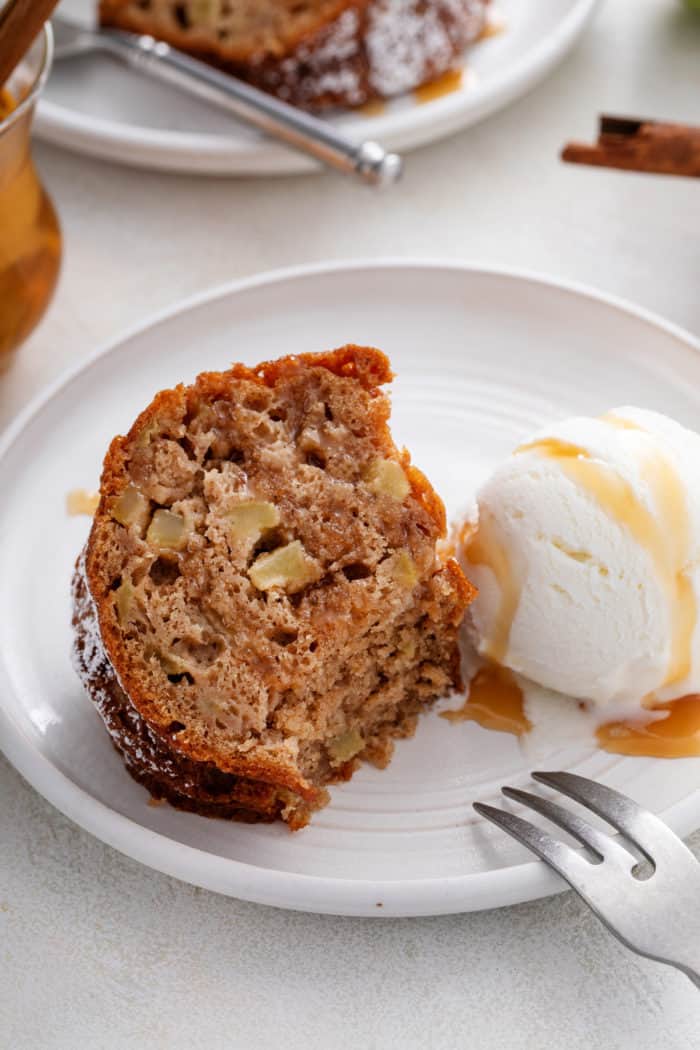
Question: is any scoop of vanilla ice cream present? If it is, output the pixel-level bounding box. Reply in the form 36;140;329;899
460;407;700;706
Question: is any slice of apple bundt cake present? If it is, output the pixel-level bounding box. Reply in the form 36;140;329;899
73;346;475;827
98;0;488;110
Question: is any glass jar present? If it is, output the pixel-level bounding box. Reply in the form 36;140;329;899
0;26;61;371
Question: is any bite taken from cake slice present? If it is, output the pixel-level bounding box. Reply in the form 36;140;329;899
73;346;475;828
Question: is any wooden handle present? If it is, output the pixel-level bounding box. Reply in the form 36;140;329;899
562;115;700;179
0;0;61;90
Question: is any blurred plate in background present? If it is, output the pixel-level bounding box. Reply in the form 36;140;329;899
35;0;598;175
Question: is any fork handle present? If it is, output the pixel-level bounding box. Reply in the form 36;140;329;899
97;29;402;186
657;934;700;988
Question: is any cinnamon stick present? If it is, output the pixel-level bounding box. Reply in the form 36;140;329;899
562;115;700;178
0;0;61;91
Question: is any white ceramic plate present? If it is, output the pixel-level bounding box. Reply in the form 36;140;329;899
35;0;598;175
2;260;700;917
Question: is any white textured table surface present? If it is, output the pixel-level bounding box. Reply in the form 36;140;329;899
3;1;700;1046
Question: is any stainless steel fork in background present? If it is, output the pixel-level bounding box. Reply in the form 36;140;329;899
50;14;402;186
474;771;700;987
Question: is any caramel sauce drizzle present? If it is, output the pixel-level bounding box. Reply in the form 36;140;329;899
414;69;463;105
445;665;700;758
516;427;695;690
597;696;700;757
453;413;698;757
441;663;531;735
0;87;15;121
66;489;100;516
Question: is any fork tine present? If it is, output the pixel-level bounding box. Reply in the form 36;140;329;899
501;786;635;869
532;771;696;866
473;802;593;886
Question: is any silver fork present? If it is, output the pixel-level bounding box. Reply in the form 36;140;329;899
50;15;402;187
474;771;700;987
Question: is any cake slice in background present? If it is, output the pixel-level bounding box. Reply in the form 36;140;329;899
98;0;489;110
73;346;474;828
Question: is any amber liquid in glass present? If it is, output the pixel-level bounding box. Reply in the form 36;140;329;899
0;87;61;368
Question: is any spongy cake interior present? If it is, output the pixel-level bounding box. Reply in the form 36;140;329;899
85;347;471;820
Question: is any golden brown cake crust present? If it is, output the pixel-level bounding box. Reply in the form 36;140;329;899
73;555;327;827
98;0;488;110
75;345;475;828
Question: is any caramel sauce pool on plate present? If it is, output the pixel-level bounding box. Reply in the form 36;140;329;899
443;663;700;758
414;69;464;105
442;664;531;735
